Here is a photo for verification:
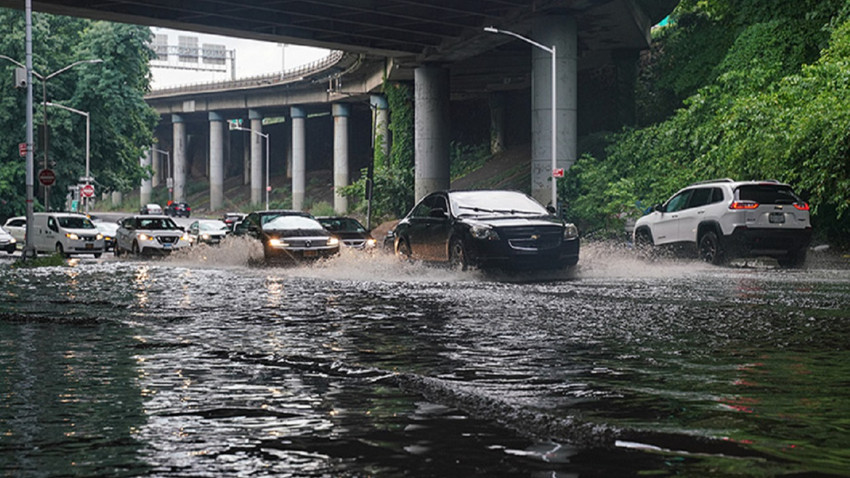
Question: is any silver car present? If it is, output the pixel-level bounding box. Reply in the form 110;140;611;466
0;227;17;254
115;215;191;256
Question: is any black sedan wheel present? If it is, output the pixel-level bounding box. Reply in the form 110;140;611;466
395;238;412;261
449;237;468;271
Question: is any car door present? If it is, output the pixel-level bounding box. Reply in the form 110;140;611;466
406;194;450;261
676;187;715;243
653;189;692;245
117;218;135;250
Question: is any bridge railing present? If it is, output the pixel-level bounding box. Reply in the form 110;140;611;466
146;50;345;98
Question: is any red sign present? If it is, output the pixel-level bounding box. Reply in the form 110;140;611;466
552;168;565;178
80;184;95;198
19;143;27;157
38;169;56;186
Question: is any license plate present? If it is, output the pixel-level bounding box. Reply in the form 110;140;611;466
303;250;317;257
769;212;785;224
163;243;172;248
85;243;93;249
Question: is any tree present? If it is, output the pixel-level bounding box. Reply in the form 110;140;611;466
0;9;157;219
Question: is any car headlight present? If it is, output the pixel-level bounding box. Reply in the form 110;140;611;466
181;233;191;241
328;237;340;246
201;233;210;240
96;233;103;240
563;223;579;239
9;238;16;244
470;224;499;240
365;238;377;248
65;233;80;240
137;233;152;241
268;238;284;247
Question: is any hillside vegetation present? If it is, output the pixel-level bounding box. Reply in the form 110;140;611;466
562;0;850;244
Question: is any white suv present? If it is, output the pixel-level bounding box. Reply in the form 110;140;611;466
633;179;812;267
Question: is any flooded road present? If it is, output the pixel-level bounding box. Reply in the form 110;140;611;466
1;241;849;477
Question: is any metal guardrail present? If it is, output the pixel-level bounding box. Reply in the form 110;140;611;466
146;50;345;98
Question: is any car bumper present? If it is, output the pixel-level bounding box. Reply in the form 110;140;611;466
468;238;580;270
726;226;813;257
139;243;190;255
265;245;340;261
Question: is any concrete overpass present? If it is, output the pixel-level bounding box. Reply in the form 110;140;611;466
3;0;678;211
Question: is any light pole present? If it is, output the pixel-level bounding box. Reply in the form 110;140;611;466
484;26;558;209
230;123;270;210
152;148;171;202
1;54;102;210
43;102;90;213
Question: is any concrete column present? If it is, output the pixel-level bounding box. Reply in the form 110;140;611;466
249;109;263;206
531;15;577;206
414;65;450;202
332;103;350;214
371;94;390;168
151;143;160;187
172;114;187;202
286;125;293;179
209;111;225;211
140;148;152;205
291;106;307;211
111;191;122;207
242;130;250;186
489;92;506;154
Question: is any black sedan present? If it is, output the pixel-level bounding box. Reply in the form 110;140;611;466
317;216;377;249
392;190;580;270
165;201;191;217
234;210;340;262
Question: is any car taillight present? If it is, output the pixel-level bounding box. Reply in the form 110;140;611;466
729;201;759;210
793;202;809;211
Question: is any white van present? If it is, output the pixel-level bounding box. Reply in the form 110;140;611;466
33;212;105;258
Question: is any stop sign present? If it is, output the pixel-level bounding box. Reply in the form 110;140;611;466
80;184;95;198
38;169;56;186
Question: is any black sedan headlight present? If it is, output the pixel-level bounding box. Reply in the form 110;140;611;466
470;224;500;241
563;223;579;239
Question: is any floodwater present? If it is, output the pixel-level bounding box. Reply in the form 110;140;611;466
1;239;849;477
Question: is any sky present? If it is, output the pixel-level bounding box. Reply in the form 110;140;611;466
149;27;330;89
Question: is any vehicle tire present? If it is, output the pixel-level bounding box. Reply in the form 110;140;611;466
55;242;68;258
114;244;122;257
634;228;655;260
132;241;141;256
449;237;468;271
395;238;412;261
698;231;725;265
778;247;807;268
94;253;102;258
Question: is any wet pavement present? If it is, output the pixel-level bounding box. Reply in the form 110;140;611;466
1;240;849;477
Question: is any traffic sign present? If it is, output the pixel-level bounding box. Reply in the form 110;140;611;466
19;143;27;157
80;184;95;198
552;168;565;178
38;169;56;186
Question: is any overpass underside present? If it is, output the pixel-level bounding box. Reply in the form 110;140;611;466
5;0;677;212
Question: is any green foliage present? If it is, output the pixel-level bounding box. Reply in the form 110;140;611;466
568;0;850;243
450;141;489;180
343;80;415;219
12;253;66;268
0;10;157;221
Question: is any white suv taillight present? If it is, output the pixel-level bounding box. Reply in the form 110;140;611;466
729;201;759;210
793;202;810;211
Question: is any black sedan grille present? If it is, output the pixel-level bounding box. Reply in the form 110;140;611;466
500;226;562;250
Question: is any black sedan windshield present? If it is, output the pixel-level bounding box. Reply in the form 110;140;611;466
450;191;549;217
263;216;323;231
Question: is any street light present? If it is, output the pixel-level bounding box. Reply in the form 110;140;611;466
1;54;102;209
230;123;270;211
43;101;90;213
484;26;558;209
152;148;171;202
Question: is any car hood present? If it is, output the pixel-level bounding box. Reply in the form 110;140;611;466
463;216;564;228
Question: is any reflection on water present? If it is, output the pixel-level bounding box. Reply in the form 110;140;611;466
0;242;849;476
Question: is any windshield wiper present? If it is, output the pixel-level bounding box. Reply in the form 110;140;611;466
458;206;544;215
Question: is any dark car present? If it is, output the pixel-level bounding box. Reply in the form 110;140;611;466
165;202;191;217
392;190;580;270
188;219;229;245
316;216;377;249
221;212;247;231
234;210;340;262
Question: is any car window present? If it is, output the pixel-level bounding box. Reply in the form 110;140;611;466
736;185;800;205
199;221;227;232
664;190;692;213
263;216;322;231
686;188;713;208
8;219;24;227
320;218;365;233
138;218;179;230
712;188;725;203
58;216;95;229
